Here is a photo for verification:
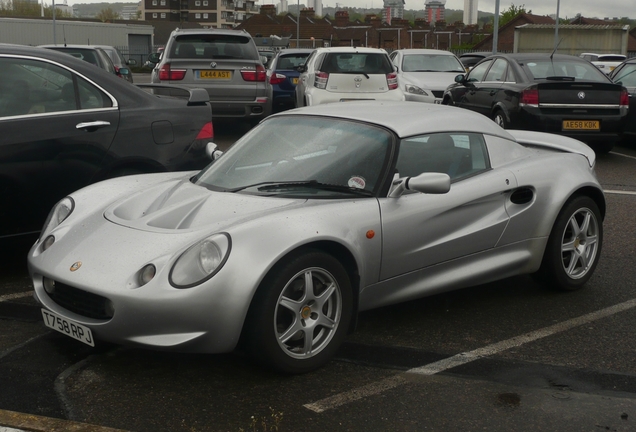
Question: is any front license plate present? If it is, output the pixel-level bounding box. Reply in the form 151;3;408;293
199;70;232;79
563;120;600;131
42;309;94;347
434;99;442;104
292;77;298;85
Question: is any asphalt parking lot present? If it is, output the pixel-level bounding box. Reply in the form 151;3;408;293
1;117;636;431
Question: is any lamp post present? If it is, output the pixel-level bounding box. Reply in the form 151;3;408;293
554;0;561;51
492;0;500;55
296;0;299;48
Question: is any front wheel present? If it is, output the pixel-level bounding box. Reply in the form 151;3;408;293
245;250;352;374
535;195;602;291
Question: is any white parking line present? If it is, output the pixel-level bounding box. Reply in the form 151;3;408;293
610;151;636;160
604;190;636;196
0;291;33;302
304;298;636;413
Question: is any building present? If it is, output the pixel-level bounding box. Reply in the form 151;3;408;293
382;0;404;24
306;0;322;17
141;0;260;29
121;4;141;20
277;0;288;14
424;0;445;24
463;0;477;25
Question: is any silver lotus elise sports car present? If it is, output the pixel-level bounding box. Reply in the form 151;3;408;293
28;102;605;373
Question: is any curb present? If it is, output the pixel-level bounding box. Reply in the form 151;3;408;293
0;409;128;432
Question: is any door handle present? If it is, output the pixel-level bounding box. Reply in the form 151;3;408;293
76;121;110;131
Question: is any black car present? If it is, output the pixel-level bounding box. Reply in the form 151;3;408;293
0;44;214;240
458;51;492;71
444;53;629;153
609;57;636;142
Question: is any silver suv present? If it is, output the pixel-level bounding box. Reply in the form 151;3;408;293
151;28;271;122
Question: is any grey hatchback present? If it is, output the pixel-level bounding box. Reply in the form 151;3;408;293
150;28;271;123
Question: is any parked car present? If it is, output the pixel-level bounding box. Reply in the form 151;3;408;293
258;47;276;68
267;48;313;112
443;53;629;153
91;45;138;83
580;53;627;75
609;57;636;141
150;28;271;124
294;47;405;107
40;44;117;77
0;44;214;240
458;51;492;71
390;49;466;103
28;101;604;374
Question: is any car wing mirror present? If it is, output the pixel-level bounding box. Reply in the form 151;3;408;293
148;52;160;63
295;65;307;73
206;143;223;161
127;58;138;66
388;172;451;198
455;74;467;84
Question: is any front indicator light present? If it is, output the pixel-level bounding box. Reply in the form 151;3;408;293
41;235;55;252
40;197;74;242
43;277;56;295
139;264;156;286
170;233;232;288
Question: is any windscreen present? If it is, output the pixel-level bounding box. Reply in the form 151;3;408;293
522;59;609;82
402;54;465;73
172;34;259;60
321;53;393;74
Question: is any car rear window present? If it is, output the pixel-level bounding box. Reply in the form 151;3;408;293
276;53;310;70
522;60;608;82
598;55;626;62
171;34;258;60
402;54;465;73
48;48;101;66
320;53;393;74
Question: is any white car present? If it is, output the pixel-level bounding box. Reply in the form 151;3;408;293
294;47;405;106
390;49;466;103
580;53;627;75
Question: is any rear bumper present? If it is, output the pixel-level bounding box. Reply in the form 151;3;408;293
512;107;627;143
208;98;271;119
307;89;405;105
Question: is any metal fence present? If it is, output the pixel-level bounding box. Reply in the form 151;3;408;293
115;45;164;69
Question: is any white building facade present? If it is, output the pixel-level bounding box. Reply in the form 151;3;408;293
463;0;478;25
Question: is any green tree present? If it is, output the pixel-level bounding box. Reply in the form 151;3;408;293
95;7;119;22
499;3;531;27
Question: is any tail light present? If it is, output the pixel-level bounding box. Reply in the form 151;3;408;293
314;72;328;89
158;63;186;81
520;88;539;107
386;72;398;90
620;88;630;107
241;64;267;82
269;73;287;85
195;122;214;140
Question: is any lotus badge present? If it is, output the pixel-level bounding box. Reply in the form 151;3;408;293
70;262;82;272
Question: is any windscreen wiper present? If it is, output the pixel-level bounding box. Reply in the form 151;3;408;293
257;181;373;196
545;76;575;81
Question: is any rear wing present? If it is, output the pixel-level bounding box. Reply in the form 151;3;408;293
507;130;596;168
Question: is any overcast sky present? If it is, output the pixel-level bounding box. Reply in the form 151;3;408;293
64;0;634;20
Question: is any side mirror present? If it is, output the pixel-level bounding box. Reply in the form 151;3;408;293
148;52;160;63
388;172;451;198
455;74;466;83
261;56;269;65
126;58;138;66
206;142;223;161
119;67;130;75
296;64;307;73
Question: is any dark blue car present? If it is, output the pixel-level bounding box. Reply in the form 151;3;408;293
267;49;313;112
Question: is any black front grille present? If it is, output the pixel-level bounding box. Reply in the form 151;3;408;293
432;90;445;98
47;281;113;320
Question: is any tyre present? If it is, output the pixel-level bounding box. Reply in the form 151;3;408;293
536;195;602;291
492;109;509;128
245;250;352;374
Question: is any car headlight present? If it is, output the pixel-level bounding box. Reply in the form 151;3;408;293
404;84;430;96
169;233;232;288
39;197;74;245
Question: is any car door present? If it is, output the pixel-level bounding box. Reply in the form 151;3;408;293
473;57;509;115
379;132;517;280
453;58;493;115
0;56;119;237
296;50;320;106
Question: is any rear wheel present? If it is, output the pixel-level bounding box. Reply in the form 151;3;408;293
492;109;509;128
535;195;602;291
245;250;352;374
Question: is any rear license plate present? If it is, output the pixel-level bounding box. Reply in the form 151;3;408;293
199;70;232;79
292;77;298;85
42;309;94;346
563;120;600;131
